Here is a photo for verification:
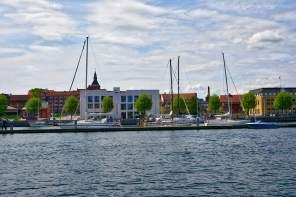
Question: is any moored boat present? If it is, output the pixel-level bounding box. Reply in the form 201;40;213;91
247;121;279;129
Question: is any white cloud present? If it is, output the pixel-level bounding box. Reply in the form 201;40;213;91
247;30;283;48
0;0;295;97
0;0;76;40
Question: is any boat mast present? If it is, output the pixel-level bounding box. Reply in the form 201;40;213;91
222;52;231;118
177;56;180;115
170;59;174;119
86;36;89;89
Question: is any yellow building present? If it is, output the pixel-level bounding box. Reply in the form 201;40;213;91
249;88;296;117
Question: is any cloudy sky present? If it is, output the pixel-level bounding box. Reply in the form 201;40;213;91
0;0;295;97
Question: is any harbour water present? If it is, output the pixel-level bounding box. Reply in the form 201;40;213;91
1;128;296;196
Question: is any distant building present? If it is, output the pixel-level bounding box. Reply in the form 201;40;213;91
80;72;160;120
7;89;79;119
250;87;296;116
219;95;244;118
46;90;79;114
160;93;197;114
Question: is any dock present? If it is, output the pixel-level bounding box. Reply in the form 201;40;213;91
1;123;296;134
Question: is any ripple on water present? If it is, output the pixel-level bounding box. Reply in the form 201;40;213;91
0;129;296;196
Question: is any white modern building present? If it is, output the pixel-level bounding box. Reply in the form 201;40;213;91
79;72;160;120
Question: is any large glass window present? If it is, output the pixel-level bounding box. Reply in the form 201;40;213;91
88;104;93;109
88;96;93;102
128;103;133;110
128;95;133;103
95;103;100;109
121;104;126;110
128;112;133;119
134;96;138;102
121;112;126;119
95;96;100;102
121;96;126;102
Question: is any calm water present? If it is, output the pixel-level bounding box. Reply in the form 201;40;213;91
1;129;296;196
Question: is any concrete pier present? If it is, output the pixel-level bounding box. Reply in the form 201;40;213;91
1;123;296;134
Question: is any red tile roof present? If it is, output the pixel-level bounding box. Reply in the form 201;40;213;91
219;95;242;103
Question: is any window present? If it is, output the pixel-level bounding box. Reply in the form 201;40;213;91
121;104;126;110
128;95;133;103
88;96;93;102
121;96;126;102
95;103;100;109
128;103;133;110
95;96;100;102
88;104;93;109
128;112;133;119
134;96;138;102
121;112;126;119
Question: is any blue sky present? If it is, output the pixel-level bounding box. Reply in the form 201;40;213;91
0;0;295;97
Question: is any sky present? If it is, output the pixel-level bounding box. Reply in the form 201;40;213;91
0;0;295;98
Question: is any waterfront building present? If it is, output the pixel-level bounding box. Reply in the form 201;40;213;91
6;89;79;119
46;90;79;114
160;93;197;114
250;87;296;116
80;72;160;120
219;95;244;118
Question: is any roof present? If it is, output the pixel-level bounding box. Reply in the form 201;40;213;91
250;87;296;94
9;95;29;101
219;95;242;103
160;93;197;103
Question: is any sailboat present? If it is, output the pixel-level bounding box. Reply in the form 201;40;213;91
156;57;199;126
205;53;249;126
61;36;120;128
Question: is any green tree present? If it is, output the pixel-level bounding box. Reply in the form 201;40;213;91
25;97;41;118
241;92;256;116
64;96;79;120
172;96;187;114
102;96;114;113
30;88;44;98
0;95;8;117
273;92;293;114
208;95;220;114
135;94;152;115
187;96;198;115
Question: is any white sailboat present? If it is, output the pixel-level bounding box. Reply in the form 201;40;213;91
66;36;120;128
157;57;199;126
205;53;249;126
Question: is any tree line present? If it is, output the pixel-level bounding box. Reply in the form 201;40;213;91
207;91;294;116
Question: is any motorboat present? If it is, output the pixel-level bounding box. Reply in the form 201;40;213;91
247;121;279;129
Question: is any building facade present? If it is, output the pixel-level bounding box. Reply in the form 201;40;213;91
80;88;160;120
160;93;197;114
250;87;296;116
219;95;244;118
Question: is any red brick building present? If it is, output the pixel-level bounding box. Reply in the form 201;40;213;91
160;93;197;114
219;95;244;118
7;89;79;119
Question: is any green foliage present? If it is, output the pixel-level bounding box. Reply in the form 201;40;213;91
273;92;293;111
241;92;256;116
187;96;198;115
172;96;187;114
102;96;114;113
25;97;41;117
172;96;198;115
0;95;8;117
30;88;43;98
64;96;79;119
208;95;220;114
4;114;21;120
135;94;152;115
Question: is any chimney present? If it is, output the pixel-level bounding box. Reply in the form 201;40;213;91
206;86;210;102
